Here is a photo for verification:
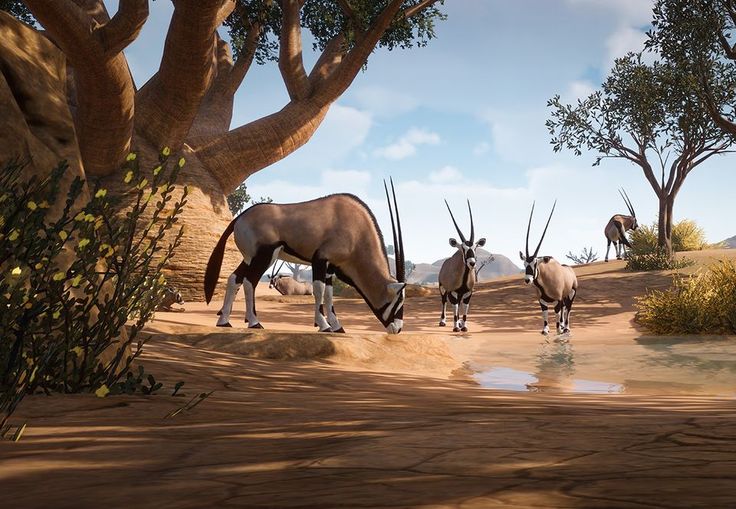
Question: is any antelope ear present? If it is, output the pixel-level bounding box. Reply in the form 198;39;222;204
476;238;486;247
519;251;524;261
388;282;406;293
449;238;458;247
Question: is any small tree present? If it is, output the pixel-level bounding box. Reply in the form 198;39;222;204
548;52;736;257
226;182;272;216
474;254;495;277
565;247;598;265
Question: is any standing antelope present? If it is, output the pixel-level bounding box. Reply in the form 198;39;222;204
519;201;578;336
438;200;486;332
605;188;638;262
204;180;407;334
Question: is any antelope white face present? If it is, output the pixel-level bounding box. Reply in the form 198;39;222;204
383;282;406;334
631;217;639;230
450;238;486;269
519;252;539;285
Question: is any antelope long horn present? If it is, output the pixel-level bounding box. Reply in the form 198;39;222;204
444;199;466;243
384;179;403;282
390;177;405;283
525;201;535;258
533;200;557;258
467;199;475;244
621;188;636;217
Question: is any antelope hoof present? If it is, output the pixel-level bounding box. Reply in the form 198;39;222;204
332;327;346;333
616;256;621;260
216;322;232;328
319;327;332;333
453;326;460;332
249;323;264;329
217;310;222;315
562;328;571;334
461;326;468;332
439;321;446;327
541;330;549;336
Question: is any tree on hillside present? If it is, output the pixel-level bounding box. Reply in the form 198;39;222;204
547;52;736;256
2;0;445;296
648;0;736;137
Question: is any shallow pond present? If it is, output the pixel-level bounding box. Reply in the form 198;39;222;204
470;336;736;396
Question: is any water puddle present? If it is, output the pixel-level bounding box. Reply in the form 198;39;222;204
470;337;736;396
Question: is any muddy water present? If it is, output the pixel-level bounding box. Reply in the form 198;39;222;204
467;336;736;396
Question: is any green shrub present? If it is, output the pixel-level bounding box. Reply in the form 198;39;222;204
629;224;658;255
625;247;693;271
630;218;711;256
0;152;187;431
635;260;736;334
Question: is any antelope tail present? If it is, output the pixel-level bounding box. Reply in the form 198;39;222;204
615;221;632;248
204;217;237;304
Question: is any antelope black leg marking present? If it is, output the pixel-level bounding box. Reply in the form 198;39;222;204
539;300;550;335
460;293;471;332
554;301;563;333
449;292;460;332
217;262;248;327
439;288;448;326
242;248;274;329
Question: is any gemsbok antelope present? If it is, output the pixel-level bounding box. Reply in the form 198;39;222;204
605;188;638;262
204;179;407;334
438;200;486;332
268;261;313;296
519;201;578;336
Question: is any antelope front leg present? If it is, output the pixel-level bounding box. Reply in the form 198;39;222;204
539;299;551;335
312;258;332;332
449;292;461;332
324;271;345;333
439;287;448;326
458;293;472;332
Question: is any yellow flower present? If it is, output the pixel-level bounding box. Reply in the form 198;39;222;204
126;152;137;161
70;274;82;287
124;170;134;184
153;165;162;176
178;157;186;168
34;262;43;270
162;146;171;156
78;238;90;249
8;229;19;241
39;200;50;209
52;272;65;281
59;230;68;241
74;211;86;221
72;346;84;357
95;189;107;199
24;302;32;309
95;384;110;398
27;201;37;211
84;213;95;222
137;178;148;190
52;310;60;319
11;266;21;276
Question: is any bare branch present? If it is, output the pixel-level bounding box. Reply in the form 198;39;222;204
220;22;263;94
97;0;149;55
278;0;312;100
402;0;441;19
215;0;236;26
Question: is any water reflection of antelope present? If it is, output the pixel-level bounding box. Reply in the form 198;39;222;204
526;341;576;393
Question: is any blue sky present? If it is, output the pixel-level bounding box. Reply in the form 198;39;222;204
115;0;733;264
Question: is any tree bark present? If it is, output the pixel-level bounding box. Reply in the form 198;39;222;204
657;194;674;257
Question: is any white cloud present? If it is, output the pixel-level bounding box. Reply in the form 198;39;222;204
565;0;654;26
429;166;463;184
374;128;441;160
351;86;419;118
562;80;596;103
605;25;648;70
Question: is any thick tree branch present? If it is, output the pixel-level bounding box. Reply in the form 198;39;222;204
215;0;236;26
308;34;347;88
402;0;441;19
699;66;736;137
313;0;405;104
221;21;262;95
97;0;149;56
278;0;312;100
25;0;143;176
135;0;226;150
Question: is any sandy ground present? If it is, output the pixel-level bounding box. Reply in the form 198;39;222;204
3;250;736;508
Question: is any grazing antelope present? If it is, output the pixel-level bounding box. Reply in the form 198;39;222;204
156;287;185;312
519;201;578;336
438;200;486;332
204;180;407;334
605;188;638;262
268;261;313;296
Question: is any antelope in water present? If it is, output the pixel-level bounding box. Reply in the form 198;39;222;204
519;201;578;336
438;200;486;332
204;180;407;334
605;188;638;262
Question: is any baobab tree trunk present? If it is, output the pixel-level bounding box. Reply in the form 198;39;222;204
657;194;675;257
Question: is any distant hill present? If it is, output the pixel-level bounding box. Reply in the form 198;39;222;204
721;235;736;248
